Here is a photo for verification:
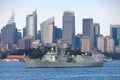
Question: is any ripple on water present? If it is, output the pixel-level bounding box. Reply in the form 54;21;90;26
0;60;120;80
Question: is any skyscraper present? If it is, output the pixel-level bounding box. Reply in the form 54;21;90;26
94;23;100;48
81;36;91;52
1;13;18;48
110;25;120;46
37;30;41;40
19;36;34;49
54;26;62;43
75;34;83;50
26;10;37;39
83;18;94;50
23;27;26;38
41;17;54;43
104;36;114;53
97;35;105;52
62;10;75;48
94;23;100;35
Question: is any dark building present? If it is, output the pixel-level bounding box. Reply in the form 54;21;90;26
23;27;26;38
37;30;41;40
54;26;62;43
62;10;75;48
1;13;18;48
74;34;83;50
18;30;22;40
0;33;1;43
83;18;94;50
94;23;100;35
94;23;100;49
110;25;120;46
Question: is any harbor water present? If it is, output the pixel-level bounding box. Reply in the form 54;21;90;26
0;60;120;80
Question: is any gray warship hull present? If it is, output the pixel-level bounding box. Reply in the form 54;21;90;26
24;58;104;68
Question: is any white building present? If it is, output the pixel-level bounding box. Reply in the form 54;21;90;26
41;17;54;44
109;38;115;52
104;36;110;52
104;36;114;53
26;10;37;39
97;35;105;52
81;36;91;52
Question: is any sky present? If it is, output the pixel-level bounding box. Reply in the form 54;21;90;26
0;0;120;36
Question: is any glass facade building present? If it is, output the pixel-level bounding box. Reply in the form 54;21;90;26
83;18;94;50
41;17;54;43
62;10;75;48
1;23;18;45
94;23;100;48
54;26;62;43
110;25;120;46
26;10;37;39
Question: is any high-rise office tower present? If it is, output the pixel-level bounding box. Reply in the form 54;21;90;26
19;36;34;49
104;36;114;53
83;18;94;50
23;27;26;38
110;25;120;46
81;36;91;52
41;17;55;43
94;23;100;35
94;23;100;48
62;10;75;48
54;26;62;43
97;35;105;52
17;31;22;40
1;13;18;48
26;10;37;39
104;36;110;52
37;30;41;40
75;34;83;50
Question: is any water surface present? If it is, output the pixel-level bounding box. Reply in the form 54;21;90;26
0;60;120;80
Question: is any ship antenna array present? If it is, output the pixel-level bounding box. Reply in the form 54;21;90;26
7;12;15;25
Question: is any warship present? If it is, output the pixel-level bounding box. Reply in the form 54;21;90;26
24;48;104;68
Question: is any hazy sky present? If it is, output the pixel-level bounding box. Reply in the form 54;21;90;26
0;0;120;36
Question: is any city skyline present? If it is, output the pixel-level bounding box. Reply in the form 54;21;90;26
0;0;120;35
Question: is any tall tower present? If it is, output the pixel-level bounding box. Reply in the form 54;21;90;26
62;10;75;48
97;35;105;52
26;10;37;39
23;27;26;38
94;23;100;49
104;36;114;53
110;25;120;46
1;13;18;48
41;17;54;43
94;23;100;35
83;18;94;50
81;36;91;52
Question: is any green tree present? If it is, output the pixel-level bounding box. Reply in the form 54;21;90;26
28;48;44;59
